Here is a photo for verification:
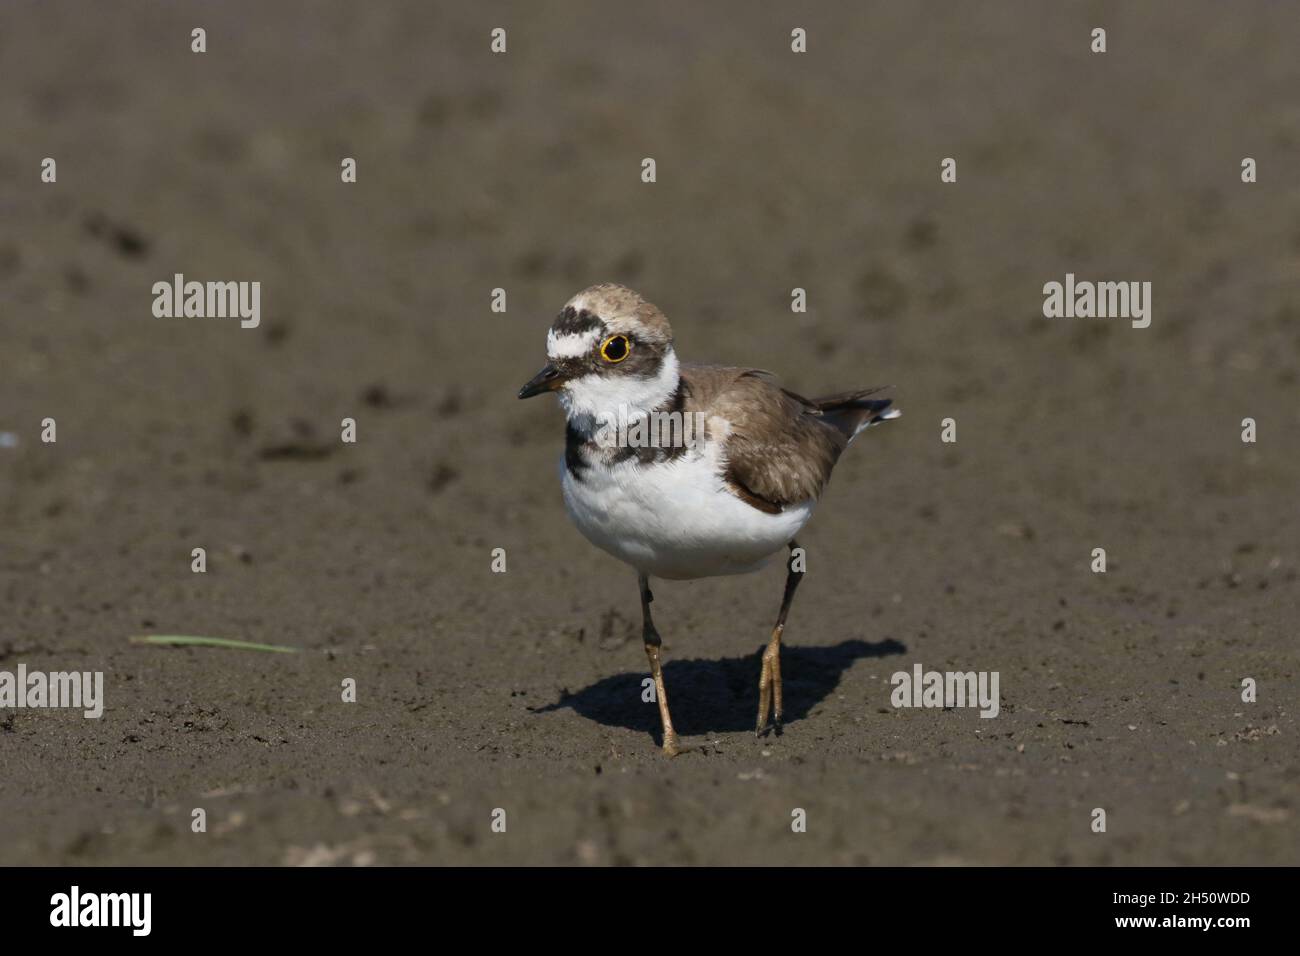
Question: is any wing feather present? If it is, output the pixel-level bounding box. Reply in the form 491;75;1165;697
680;366;847;512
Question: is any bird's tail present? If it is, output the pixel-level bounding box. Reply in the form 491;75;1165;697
812;386;900;440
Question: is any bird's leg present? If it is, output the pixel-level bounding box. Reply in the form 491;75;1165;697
757;540;805;737
639;573;684;756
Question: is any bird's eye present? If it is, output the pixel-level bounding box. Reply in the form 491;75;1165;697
600;334;630;363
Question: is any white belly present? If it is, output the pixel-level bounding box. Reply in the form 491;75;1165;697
560;447;815;580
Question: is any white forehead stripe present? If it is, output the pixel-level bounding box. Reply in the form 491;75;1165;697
547;328;602;360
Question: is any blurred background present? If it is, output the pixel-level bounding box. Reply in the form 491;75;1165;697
1;1;1296;864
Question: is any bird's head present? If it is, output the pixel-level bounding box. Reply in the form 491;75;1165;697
517;283;679;426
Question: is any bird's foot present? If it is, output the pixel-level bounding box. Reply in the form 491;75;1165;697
755;650;782;737
661;730;689;757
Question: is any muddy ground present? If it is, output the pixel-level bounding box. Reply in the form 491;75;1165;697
1;1;1297;865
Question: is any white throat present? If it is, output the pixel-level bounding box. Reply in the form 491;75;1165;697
559;348;680;431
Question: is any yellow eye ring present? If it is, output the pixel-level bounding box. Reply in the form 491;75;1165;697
600;334;631;363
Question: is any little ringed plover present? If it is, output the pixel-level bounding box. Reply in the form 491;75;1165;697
519;283;899;755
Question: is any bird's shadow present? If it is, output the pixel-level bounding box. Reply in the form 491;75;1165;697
532;637;906;742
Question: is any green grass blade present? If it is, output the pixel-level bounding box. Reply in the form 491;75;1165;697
129;634;298;654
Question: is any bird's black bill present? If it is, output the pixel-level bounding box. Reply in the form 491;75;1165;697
517;363;564;399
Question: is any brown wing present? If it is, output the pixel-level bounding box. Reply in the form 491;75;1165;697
680;366;847;513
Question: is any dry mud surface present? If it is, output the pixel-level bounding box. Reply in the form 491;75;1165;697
1;1;1297;865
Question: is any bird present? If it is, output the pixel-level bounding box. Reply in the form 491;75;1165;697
518;283;899;755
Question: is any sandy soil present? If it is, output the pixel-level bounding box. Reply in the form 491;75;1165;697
1;0;1297;865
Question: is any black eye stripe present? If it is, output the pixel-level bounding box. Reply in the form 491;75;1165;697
553;306;604;336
